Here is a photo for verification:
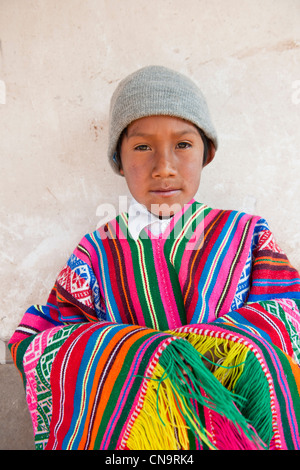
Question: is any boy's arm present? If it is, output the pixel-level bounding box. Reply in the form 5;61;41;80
247;218;300;303
204;220;300;369
9;234;105;346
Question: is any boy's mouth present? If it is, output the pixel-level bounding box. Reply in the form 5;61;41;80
150;188;181;197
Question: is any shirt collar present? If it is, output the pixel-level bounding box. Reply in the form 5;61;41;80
127;198;172;241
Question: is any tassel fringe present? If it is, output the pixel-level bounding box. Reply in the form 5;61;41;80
173;330;273;445
125;336;268;450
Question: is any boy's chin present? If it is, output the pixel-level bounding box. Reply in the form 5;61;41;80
148;202;183;218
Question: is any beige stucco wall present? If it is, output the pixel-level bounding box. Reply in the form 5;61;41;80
1;0;300;344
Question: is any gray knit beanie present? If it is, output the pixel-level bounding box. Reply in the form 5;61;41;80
108;65;218;173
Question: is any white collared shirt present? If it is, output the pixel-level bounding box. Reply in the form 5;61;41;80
127;198;173;241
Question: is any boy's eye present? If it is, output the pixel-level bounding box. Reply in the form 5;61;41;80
176;141;192;149
134;144;151;151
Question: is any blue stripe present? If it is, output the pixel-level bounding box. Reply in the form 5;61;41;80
63;323;128;449
192;211;246;322
101;331;168;449
248;292;300;302
253;279;300;285
214;311;272;343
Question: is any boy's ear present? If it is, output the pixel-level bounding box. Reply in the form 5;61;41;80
203;141;216;167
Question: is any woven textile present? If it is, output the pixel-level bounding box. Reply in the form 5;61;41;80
9;200;300;450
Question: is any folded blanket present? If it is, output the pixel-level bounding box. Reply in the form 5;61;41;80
9;300;300;450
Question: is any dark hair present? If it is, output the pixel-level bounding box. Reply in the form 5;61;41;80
197;128;210;166
115;125;209;173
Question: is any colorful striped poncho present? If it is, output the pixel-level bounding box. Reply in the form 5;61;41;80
9;200;300;450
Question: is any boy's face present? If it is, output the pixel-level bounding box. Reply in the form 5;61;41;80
120;115;210;217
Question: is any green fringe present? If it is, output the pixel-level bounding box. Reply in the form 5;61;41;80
233;348;273;445
157;338;261;448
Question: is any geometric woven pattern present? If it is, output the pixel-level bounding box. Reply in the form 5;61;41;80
33;325;82;449
261;299;300;366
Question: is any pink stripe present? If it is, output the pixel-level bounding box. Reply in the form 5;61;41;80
9;314;58;344
152;237;182;328
197;216;241;323
68;324;117;449
111;219;147;326
101;333;171;449
178;207;215;282
81;221;147;326
214;215;257;315
117;336;175;450
164;198;195;240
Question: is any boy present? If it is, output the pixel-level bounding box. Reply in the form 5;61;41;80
9;66;300;450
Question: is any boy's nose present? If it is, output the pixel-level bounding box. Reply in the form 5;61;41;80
152;149;177;178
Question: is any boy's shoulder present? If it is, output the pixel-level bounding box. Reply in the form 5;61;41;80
191;200;269;227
